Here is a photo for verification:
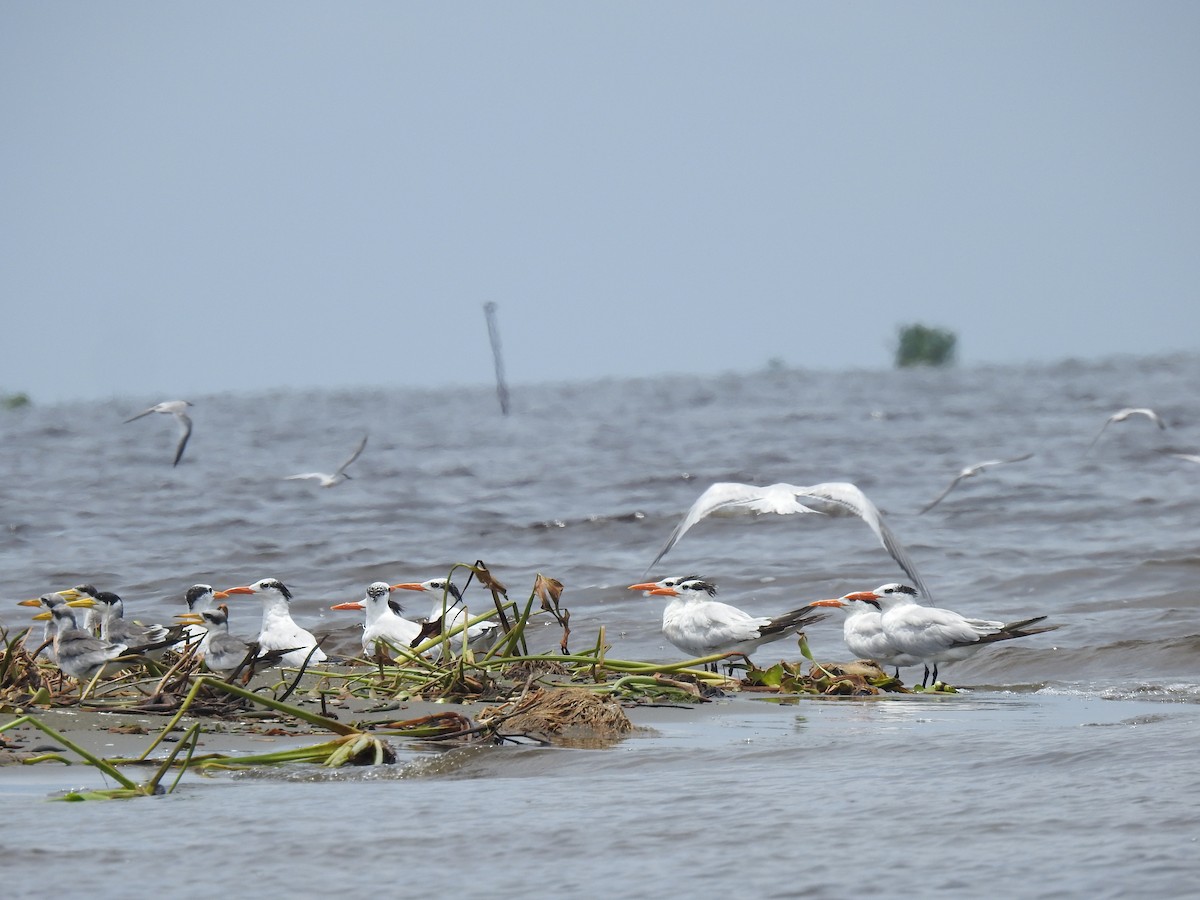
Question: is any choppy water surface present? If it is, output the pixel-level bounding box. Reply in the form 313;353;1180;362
2;354;1199;896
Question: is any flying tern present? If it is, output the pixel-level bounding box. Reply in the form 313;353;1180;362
648;481;931;598
285;434;368;487
124;400;194;466
918;453;1035;514
628;577;825;668
1085;407;1166;456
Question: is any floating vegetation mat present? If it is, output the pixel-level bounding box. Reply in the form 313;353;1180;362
0;562;950;799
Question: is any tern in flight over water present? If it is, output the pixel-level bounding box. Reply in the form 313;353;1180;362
918;453;1034;514
1085;408;1166;456
647;481;931;599
124;400;194;466
286;434;368;487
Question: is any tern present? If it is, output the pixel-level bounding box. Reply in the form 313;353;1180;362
92;591;176;654
628;577;825;669
391;579;501;653
177;604;256;676
124;400;194;466
17;591;97;647
330;582;424;658
285;434;368;487
220;578;327;667
649;481;931;598
33;605;127;683
1159;451;1200;465
807;585;921;675
1085;407;1166;456
918;453;1035;514
844;583;1061;687
177;584;229;647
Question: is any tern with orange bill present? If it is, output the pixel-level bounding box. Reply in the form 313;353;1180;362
219;578;327;667
391;578;500;652
807;584;922;676
629;577;825;670
331;582;424;658
839;583;1061;687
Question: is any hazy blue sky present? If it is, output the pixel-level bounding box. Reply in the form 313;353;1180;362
3;3;1198;404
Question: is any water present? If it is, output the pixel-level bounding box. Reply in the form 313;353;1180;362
2;354;1199;896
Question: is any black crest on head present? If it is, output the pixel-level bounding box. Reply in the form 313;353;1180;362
430;580;463;604
367;584;390;599
887;585;918;597
263;579;292;601
94;591;121;606
185;585;211;609
682;580;717;596
387;599;405;615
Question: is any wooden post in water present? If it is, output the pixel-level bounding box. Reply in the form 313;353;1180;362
483;302;510;416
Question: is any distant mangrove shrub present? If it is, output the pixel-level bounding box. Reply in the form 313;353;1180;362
895;324;957;368
2;391;30;409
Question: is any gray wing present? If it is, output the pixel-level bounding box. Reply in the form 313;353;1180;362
648;482;827;570
1085;418;1116;456
920;453;1033;515
123;407;156;424
335;434;369;477
172;413;193;467
648;480;931;599
793;482;931;599
918;474;968;515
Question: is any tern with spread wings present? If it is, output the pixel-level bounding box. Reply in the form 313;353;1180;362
648;481;931;599
286;434;368;487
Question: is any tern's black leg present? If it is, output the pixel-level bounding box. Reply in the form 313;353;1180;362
922;665;931;688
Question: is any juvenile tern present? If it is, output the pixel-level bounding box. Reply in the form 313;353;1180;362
124;400;194;466
18;592;96;648
34;604;127;682
649;481;930;598
918;453;1035;514
177;604;255;676
285;434;368;487
220;578;327;667
845;583;1061;687
391;579;501;652
1085;407;1166;456
330;582;424;658
628;577;825;668
92;591;175;654
177;584;229;647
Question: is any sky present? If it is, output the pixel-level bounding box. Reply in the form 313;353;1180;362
2;2;1198;404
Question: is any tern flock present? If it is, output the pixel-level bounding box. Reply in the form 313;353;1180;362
12;399;1186;692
